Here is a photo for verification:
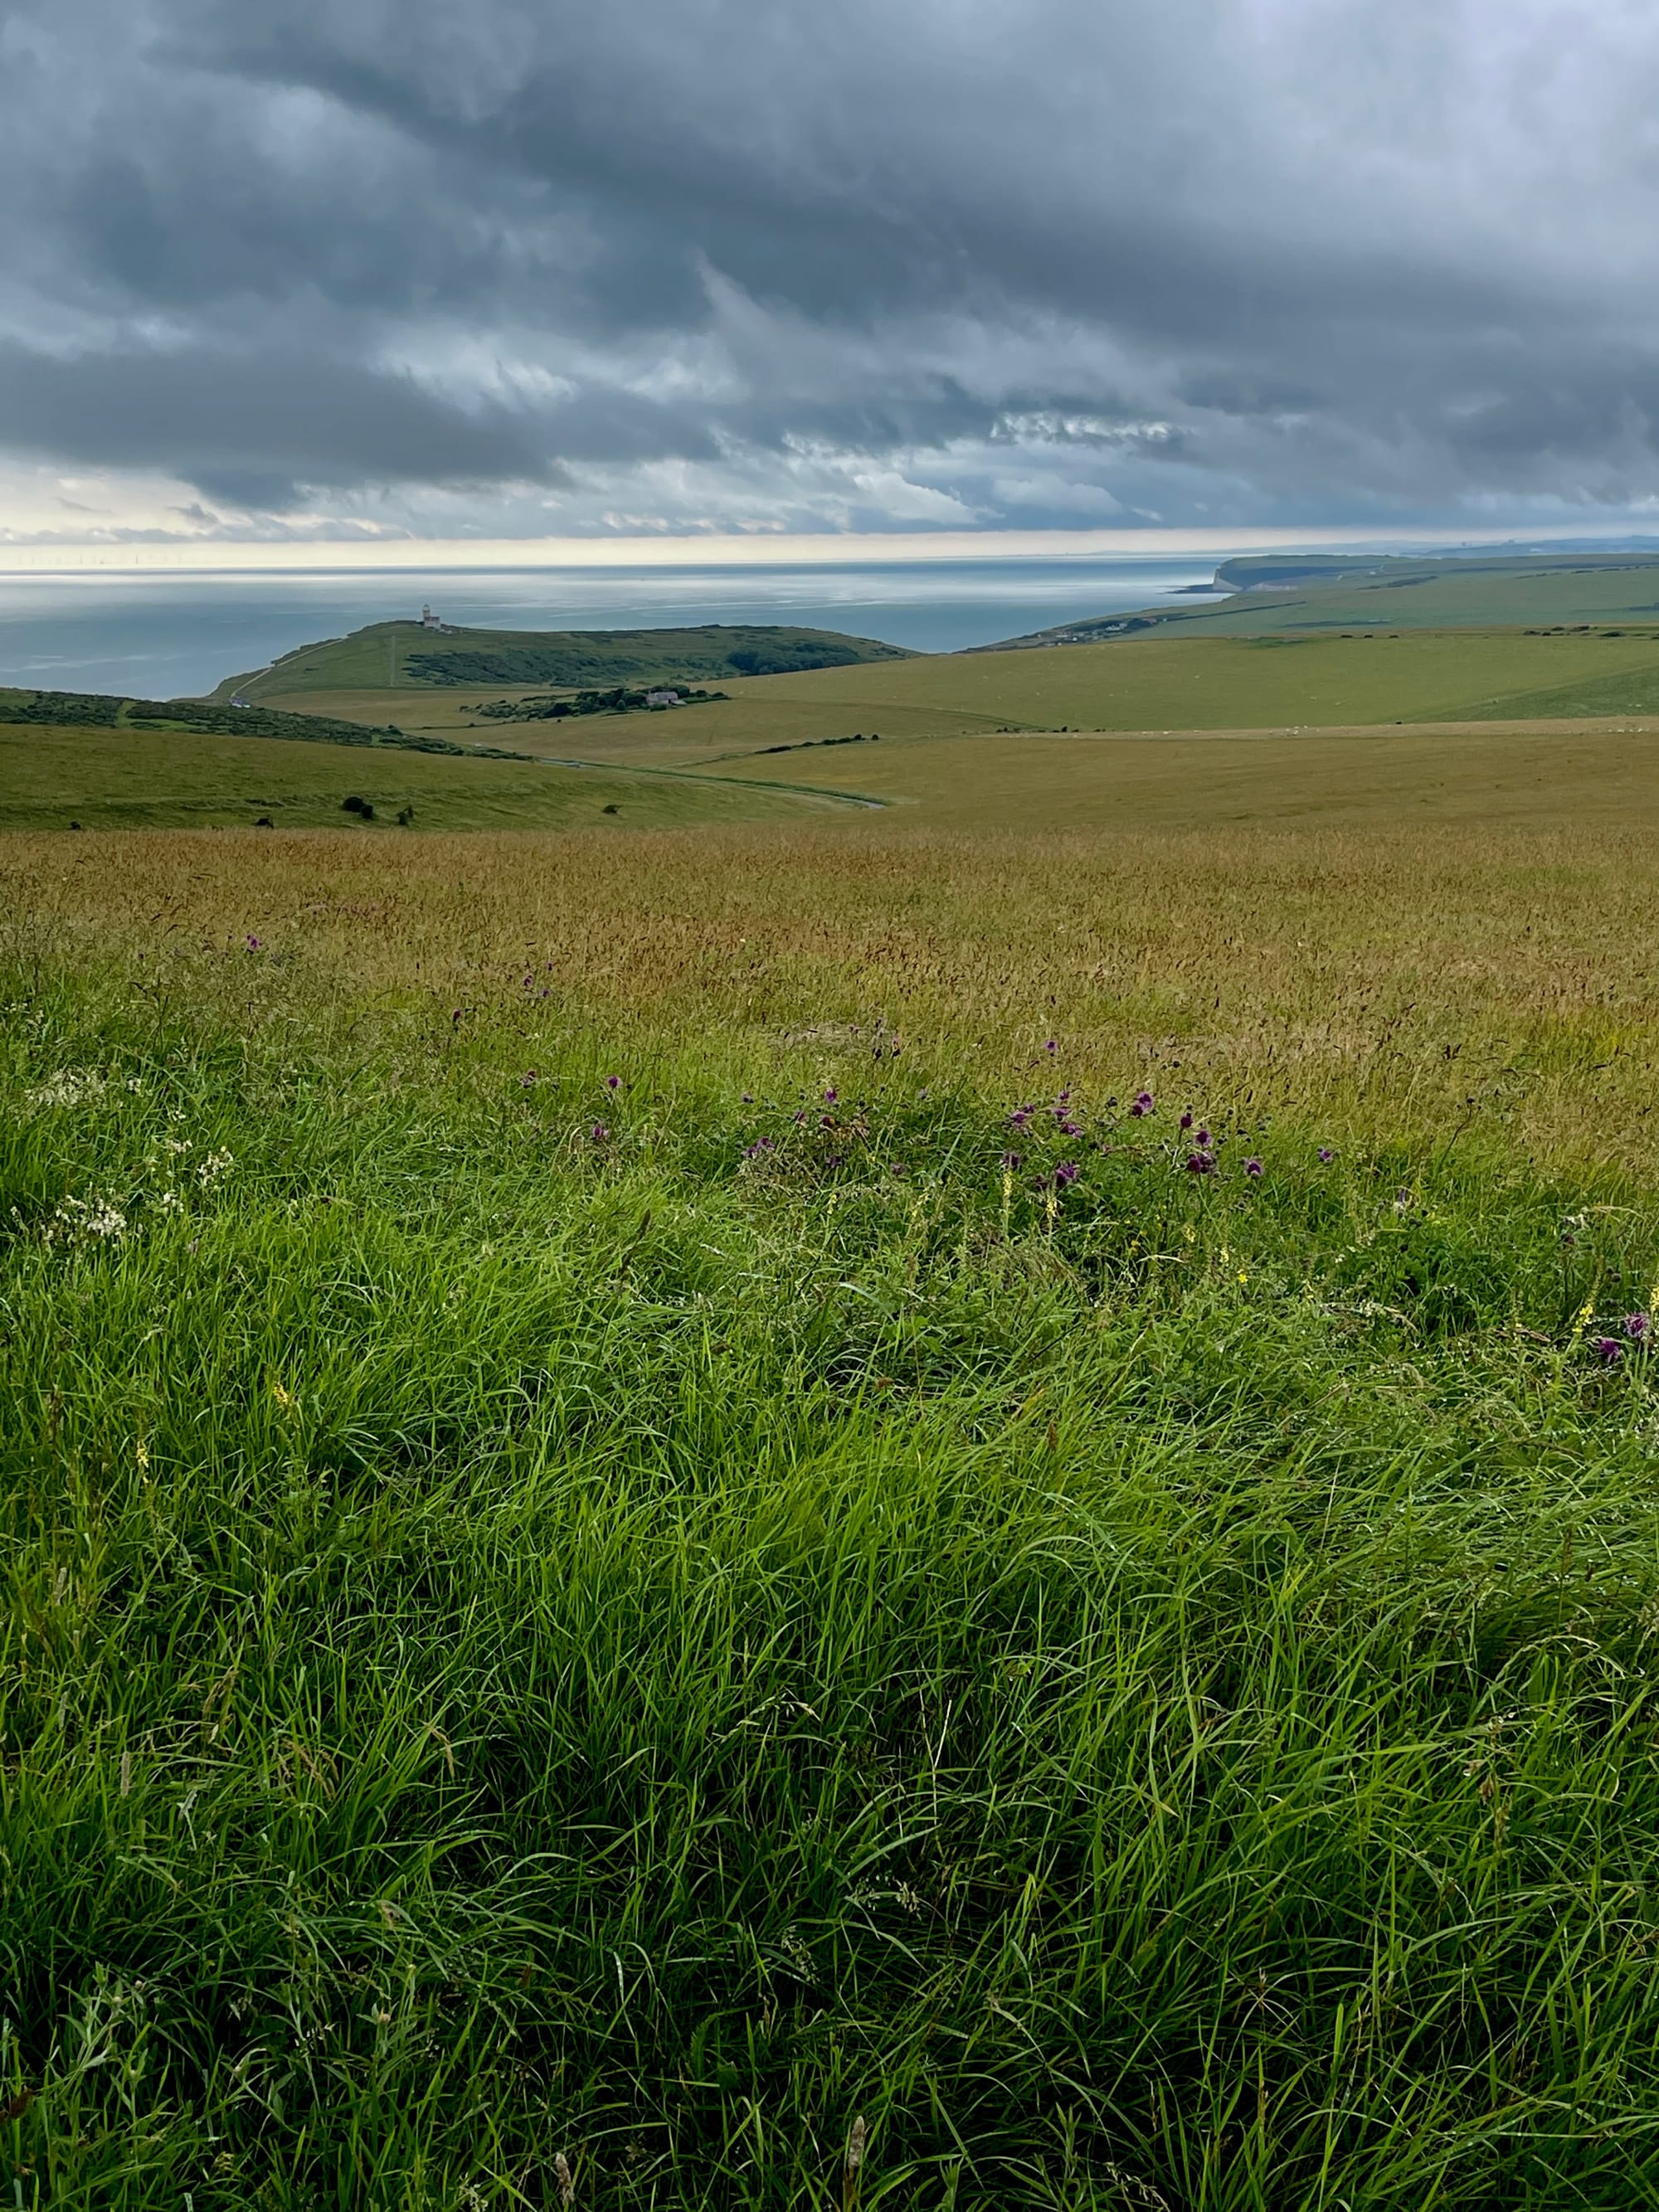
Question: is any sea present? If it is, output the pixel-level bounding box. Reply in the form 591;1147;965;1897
0;557;1226;699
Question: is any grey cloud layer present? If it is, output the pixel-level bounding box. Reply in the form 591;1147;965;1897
3;0;1658;532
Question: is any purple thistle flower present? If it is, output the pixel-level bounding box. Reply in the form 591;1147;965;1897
606;1074;621;1091
1318;1147;1335;1164
246;934;262;950
1593;1335;1625;1365
1626;1311;1650;1339
1243;1156;1263;1178
825;1087;838;1102
1053;1160;1080;1187
1000;1150;1024;1170
1058;1120;1082;1136
1010;1108;1031;1130
590;1121;610;1143
1130;1090;1154;1117
1194;1128;1211;1149
1045;1038;1058;1053
1185;1152;1217;1175
820;1115;835;1129
794;1109;806;1124
1179;1111;1193;1130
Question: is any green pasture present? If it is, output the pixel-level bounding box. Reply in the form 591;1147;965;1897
1168;563;1659;636
260;630;1659;774
610;629;1659;754
708;722;1659;829
6;924;1659;2207
216;620;909;703
0;722;836;833
998;551;1659;644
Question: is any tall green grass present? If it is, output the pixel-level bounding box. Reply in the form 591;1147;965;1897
6;969;1659;2208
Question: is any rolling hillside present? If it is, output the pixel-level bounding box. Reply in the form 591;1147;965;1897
988;548;1659;644
210;620;912;702
241;626;1659;773
1;719;854;832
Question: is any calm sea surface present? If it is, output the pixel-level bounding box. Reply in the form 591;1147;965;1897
0;558;1224;698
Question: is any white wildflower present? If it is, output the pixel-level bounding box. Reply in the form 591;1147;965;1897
26;1069;106;1112
197;1150;233;1186
49;1194;129;1245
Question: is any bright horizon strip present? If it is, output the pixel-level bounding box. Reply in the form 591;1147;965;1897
0;524;1640;574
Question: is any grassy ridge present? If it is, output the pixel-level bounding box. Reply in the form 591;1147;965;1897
382;628;1659;765
215;622;911;702
992;552;1659;644
6;907;1659;2207
0;725;843;832
0;684;503;759
264;633;1659;765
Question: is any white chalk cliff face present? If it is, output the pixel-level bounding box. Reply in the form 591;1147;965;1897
1;0;1657;545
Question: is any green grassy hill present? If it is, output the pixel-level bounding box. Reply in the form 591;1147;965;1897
0;721;850;832
991;549;1659;644
212;620;912;702
251;629;1659;769
567;628;1659;746
0;683;523;760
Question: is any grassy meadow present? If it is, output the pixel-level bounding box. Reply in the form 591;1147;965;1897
1011;553;1659;641
9;608;1659;2208
262;630;1659;772
1;723;848;834
7;785;1659;2211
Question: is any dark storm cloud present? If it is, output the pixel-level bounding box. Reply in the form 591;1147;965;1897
4;0;1659;529
0;338;556;505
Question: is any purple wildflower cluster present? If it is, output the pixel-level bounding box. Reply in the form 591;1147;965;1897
1590;1312;1651;1366
723;1057;1304;1218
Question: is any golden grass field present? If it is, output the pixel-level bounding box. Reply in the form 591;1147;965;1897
9;805;1656;1174
14;628;1659;1173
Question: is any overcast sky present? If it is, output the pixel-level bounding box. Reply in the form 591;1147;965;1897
4;0;1659;552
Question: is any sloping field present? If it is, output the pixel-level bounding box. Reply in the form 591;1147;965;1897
260;682;984;767
711;722;1659;829
998;551;1659;642
1169;559;1659;636
562;628;1659;752
0;722;842;832
216;619;910;702
264;629;1659;767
